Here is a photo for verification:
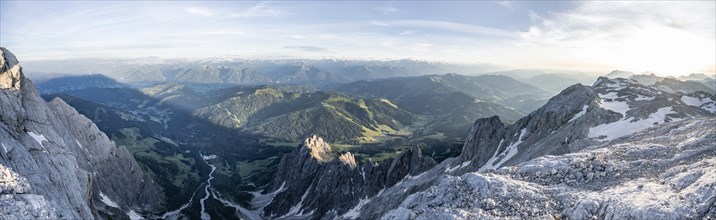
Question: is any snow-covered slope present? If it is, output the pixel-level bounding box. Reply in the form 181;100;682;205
355;77;715;219
0;47;163;219
454;77;714;175
382;117;716;219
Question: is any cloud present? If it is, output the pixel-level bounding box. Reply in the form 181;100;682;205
515;1;716;75
185;7;214;17
493;1;514;11
374;5;398;14
379;20;515;38
230;2;282;18
283;45;327;52
370;20;390;27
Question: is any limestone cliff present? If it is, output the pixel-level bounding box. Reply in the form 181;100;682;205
0;47;163;219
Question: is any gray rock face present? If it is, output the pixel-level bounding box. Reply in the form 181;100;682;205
261;135;436;219
381;117;716;219
0;47;163;219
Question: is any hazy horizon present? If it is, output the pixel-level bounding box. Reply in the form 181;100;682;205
1;1;715;76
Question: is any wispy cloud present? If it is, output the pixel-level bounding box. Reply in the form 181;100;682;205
374;5;398;14
493;1;514;11
378;20;515;38
399;30;415;35
185;7;214;17
230;2;282;18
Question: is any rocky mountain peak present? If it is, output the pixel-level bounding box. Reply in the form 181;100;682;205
451;76;715;176
0;47;23;90
303;135;336;162
338;152;357;169
260;135;437;219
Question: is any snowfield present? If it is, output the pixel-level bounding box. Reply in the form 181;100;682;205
588;106;681;141
681;95;716;113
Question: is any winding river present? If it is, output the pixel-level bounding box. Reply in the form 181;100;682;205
160;153;277;220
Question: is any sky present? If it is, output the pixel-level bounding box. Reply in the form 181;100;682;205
1;1;714;76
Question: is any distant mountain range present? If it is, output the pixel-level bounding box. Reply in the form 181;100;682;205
332;73;553;114
605;70;716;94
37;73;539;144
24;58;498;86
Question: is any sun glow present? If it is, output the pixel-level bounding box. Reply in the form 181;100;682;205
612;26;715;76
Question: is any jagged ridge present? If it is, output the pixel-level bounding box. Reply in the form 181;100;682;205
260;135;436;219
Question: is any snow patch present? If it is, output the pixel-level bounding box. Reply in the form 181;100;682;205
274;181;287;193
445;160;471;173
75;140;85;151
601;80;626;90
376;188;386;197
589;107;681;141
27;132;48;147
634;95;655;101
599;92;619;99
202;154;217;160
681;95;716;113
599;98;630;116
480;129;526;171
280;184;312;218
99;192;119;208
127;210;143;220
342;197;371;219
568;105;589;122
478;139;504;171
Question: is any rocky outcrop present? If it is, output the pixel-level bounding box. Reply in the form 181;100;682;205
454;83;600;174
0;47;163;219
382;117;716;219
261;135;436;219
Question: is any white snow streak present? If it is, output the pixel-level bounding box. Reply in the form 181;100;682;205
99;192;119;208
342;197;370;219
127;210;143;220
568;105;589;122
480;128;527;171
445;160;471;173
27;132;48;147
280;184;312;218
